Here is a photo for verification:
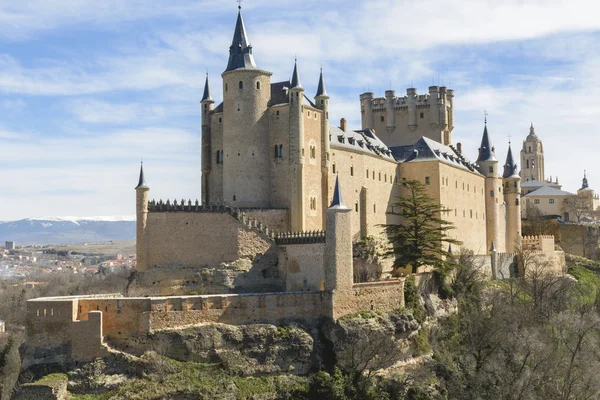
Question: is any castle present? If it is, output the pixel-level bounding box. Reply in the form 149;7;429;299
22;8;568;369
137;7;522;274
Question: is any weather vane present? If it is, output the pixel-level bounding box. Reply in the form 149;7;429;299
238;0;243;9
507;133;512;145
484;110;488;124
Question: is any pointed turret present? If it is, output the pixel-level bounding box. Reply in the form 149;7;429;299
290;59;302;89
476;122;496;162
329;176;347;209
225;9;257;72
315;68;327;97
135;162;149;190
502;144;519;179
201;73;213;102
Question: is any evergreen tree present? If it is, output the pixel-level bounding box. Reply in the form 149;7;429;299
384;179;462;274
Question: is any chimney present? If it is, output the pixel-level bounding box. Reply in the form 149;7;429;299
457;142;462;154
340;118;346;132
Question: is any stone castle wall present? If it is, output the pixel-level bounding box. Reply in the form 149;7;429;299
558;224;600;260
145;211;272;267
332;280;405;320
277;241;325;292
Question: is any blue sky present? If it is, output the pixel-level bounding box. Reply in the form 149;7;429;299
1;0;599;220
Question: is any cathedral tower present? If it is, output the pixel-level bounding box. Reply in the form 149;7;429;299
477;121;502;254
520;123;545;182
135;163;149;271
502;144;521;252
289;59;305;230
201;74;214;205
221;8;273;207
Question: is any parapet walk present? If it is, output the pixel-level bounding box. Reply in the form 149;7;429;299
147;199;325;245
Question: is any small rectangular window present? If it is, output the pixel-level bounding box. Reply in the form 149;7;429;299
489;166;493;173
534;199;540;204
425;176;430;185
549;199;554;204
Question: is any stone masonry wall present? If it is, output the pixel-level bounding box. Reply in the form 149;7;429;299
332;280;405;320
278;242;325;292
558;224;600;260
146;211;272;267
240;208;290;233
71;311;109;362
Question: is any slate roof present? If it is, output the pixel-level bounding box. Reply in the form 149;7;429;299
316;69;327;97
476;124;497;162
269;81;290;106
225;10;258;72
329;176;347;209
521;179;561;189
290;61;302;89
201;74;213;102
524;186;575;197
135;163;149;190
391;137;480;174
330;126;395;161
502;145;519;179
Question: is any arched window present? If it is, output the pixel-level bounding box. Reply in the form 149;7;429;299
225;83;228;92
256;81;260;89
239;81;243;89
526;159;529;168
332;163;336;174
310;146;316;159
366;169;369;178
350;166;354;176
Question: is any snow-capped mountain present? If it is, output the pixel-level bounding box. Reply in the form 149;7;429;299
0;216;136;245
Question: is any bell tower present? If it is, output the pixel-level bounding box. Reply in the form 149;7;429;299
520;123;545;182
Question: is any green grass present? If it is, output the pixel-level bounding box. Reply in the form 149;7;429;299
67;353;305;400
24;373;67;388
568;264;600;307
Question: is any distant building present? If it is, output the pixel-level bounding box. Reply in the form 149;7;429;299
5;241;15;251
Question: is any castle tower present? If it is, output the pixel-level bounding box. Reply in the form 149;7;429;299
520;123;545;182
201;74;215;205
325;176;353;291
135;163;149;271
476;121;502;254
289;59;305;231
502;143;522;252
385;90;396;133
359;91;375;129
315;68;331;224
221;8;273;207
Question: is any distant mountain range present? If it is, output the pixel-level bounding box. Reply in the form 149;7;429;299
0;217;136;245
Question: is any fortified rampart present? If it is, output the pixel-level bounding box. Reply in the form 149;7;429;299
519;235;566;276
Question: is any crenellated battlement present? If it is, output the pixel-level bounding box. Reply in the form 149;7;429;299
521;235;555;252
148;199;229;213
274;230;326;245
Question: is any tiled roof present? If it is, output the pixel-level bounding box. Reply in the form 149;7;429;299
521;179;560;188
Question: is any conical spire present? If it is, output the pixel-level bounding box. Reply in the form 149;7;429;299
290;58;302;89
135;162;149;190
329;175;346;209
225;9;257;72
476;121;496;162
201;73;213;102
315;67;327;97
502;144;519;179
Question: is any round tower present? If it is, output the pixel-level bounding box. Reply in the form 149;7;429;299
315;68;331;223
406;88;417;132
289;59;305;231
476;121;502;254
201;74;215;205
519;123;545;182
359;92;374;129
502;144;522;252
135;163;149;271
385;90;396;133
325;177;353;292
428;86;441;129
221;9;273;207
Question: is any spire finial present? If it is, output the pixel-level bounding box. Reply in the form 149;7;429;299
507;133;512;146
136;161;149;190
237;0;242;10
484;109;488;125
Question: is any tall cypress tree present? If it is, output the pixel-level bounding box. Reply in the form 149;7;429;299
384;179;462;274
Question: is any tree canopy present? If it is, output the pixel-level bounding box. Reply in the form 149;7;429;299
384;179;462;274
